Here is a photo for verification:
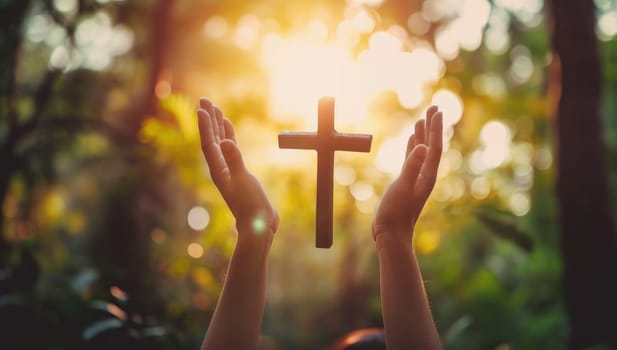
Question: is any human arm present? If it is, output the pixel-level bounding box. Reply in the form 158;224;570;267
373;106;443;350
196;98;279;350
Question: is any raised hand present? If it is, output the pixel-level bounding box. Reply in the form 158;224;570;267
373;106;443;242
196;98;279;240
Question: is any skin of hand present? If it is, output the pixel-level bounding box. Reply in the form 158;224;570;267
197;98;278;350
196;98;279;243
372;105;443;243
372;106;444;350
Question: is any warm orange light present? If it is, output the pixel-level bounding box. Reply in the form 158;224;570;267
110;285;128;302
150;228;166;244
187;242;204;258
155;80;171;99
107;303;127;320
259;27;445;129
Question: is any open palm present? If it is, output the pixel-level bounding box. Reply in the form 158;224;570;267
196;98;279;236
373;106;443;241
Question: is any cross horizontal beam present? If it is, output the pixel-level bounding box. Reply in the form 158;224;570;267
278;97;372;248
279;132;372;152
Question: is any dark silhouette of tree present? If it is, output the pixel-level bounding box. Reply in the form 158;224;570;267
0;0;175;297
1;0;60;251
548;0;617;348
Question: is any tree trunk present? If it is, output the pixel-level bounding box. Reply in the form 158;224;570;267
0;0;32;252
131;0;173;135
548;0;617;348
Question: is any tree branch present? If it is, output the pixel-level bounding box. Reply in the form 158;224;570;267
0;0;33;132
7;69;62;149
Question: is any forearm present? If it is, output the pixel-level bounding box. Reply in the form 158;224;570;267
201;230;273;350
376;233;441;350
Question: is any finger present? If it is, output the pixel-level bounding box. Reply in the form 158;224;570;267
414;119;426;146
196;109;215;148
405;134;416;159
416;111;443;198
400;144;427;185
197;109;228;185
426;111;443;169
223;118;237;144
425;105;438;144
220;139;246;175
214;106;225;140
200;98;220;143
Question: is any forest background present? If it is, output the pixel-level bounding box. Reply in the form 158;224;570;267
1;0;617;349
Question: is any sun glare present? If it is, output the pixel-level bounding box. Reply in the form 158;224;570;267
259;24;446;129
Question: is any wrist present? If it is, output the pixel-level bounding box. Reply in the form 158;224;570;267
234;209;278;242
236;226;274;247
375;230;414;256
235;227;274;261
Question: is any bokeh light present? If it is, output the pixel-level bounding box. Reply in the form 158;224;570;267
151;228;167;244
334;165;357;186
509;192;531;216
187;242;204;258
349;181;375;201
472;120;512;172
415;229;441;255
187;206;210;231
252;216;267;233
471;176;491;200
259;23;445;128
597;11;617;40
431;89;463;127
10;0;611;347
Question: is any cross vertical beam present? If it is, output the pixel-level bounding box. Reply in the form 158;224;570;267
316;99;335;248
278;97;372;248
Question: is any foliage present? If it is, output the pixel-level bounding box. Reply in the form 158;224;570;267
1;0;616;349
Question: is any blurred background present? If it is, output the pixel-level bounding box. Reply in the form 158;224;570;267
1;0;617;349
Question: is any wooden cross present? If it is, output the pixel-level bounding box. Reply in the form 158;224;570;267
278;97;372;248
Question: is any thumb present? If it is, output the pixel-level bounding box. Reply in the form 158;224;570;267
220;139;246;175
401;145;427;183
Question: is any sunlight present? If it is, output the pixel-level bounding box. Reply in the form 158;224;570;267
234;15;261;50
351;9;377;33
468;120;512;174
484;7;512;55
260;35;354;127
334;165;357;186
431;89;463;127
480;121;511;169
349;181;375;201
374;126;413;175
260;26;444;129
347;0;384;6
203;16;228;40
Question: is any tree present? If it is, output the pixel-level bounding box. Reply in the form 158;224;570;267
548;0;617;348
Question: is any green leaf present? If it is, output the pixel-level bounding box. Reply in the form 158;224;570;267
475;209;534;252
82;318;124;340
